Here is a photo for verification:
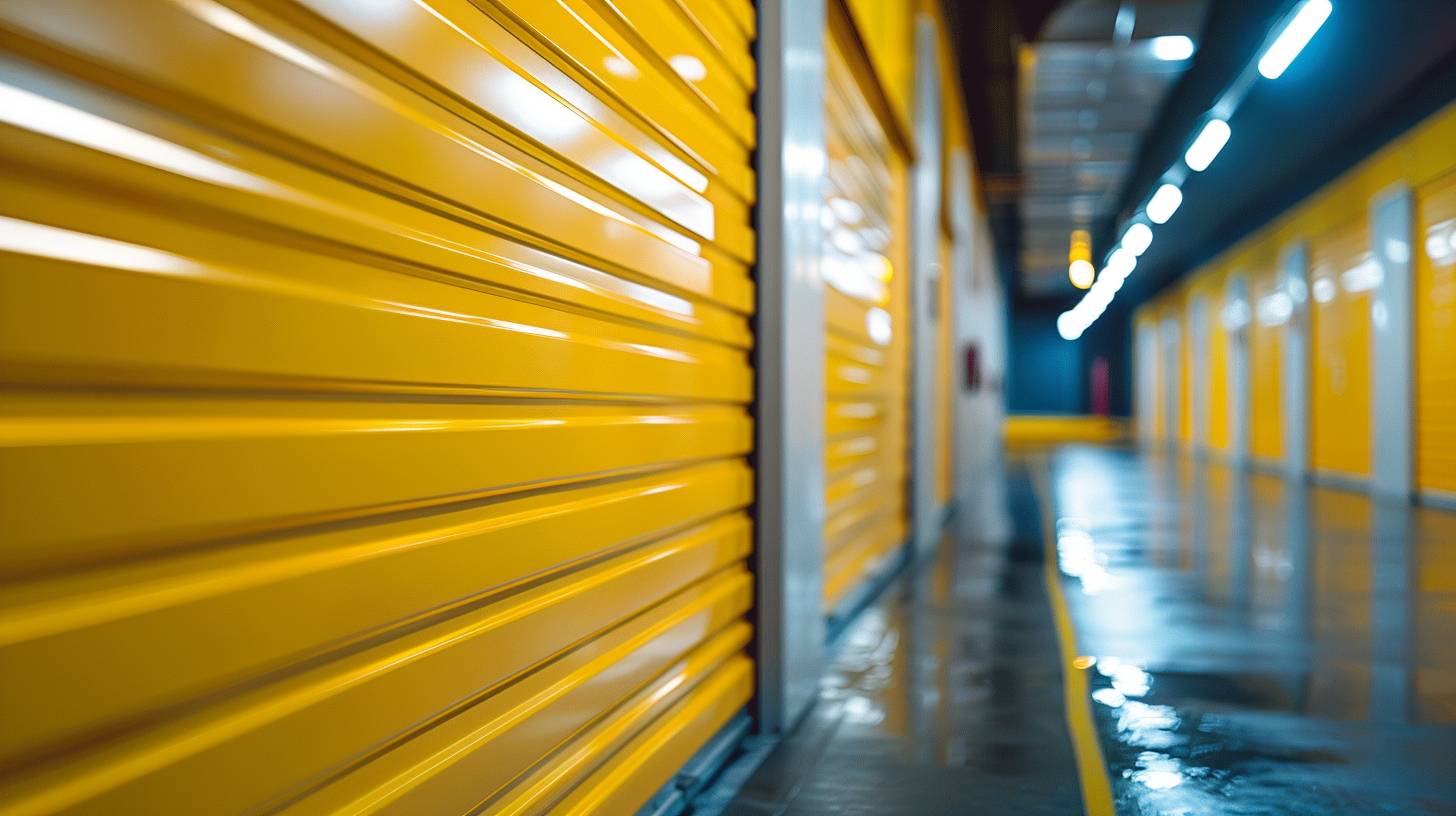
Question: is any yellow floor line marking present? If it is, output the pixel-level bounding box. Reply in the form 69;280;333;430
1031;455;1116;816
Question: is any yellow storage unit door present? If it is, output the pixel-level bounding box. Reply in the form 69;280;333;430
1135;312;1159;440
1178;303;1192;445
1417;171;1456;497
821;22;910;612
1310;218;1373;479
0;0;756;812
1249;263;1284;463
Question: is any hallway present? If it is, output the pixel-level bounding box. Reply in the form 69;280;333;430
722;446;1456;815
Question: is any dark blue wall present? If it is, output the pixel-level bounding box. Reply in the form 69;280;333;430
1006;301;1135;417
1007;305;1085;415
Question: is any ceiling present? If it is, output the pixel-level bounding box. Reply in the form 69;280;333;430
1098;0;1456;318
1018;0;1209;297
943;0;1456;310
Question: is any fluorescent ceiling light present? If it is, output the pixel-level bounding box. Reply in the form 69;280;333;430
1069;259;1095;289
1057;312;1083;340
1258;0;1333;79
1185;118;1230;172
1106;248;1137;279
1146;184;1183;224
1121;223;1154;256
1150;35;1195;61
1096;271;1125;294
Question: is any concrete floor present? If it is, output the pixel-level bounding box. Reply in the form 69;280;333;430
720;444;1456;815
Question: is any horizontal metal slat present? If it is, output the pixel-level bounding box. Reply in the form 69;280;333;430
280;597;752;814
484;0;755;203
0;460;750;768
283;0;716;241
0;0;712;294
0;88;754;328
1;394;751;576
587;0;754;149
544;654;754;816
0;209;752;401
0;521;750;813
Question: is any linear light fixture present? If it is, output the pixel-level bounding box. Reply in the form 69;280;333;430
1150;35;1195;61
1146;184;1183;224
1056;2;1336;342
1184;118;1231;172
1258;0;1333;79
1121;223;1154;257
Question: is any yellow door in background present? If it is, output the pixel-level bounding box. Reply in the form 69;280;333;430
821;18;911;613
1310;219;1373;479
1416;171;1456;497
0;0;756;811
1178;297;1192;446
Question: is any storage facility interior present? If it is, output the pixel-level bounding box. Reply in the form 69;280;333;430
0;0;1453;814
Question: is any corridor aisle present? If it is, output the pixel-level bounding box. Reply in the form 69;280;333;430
720;444;1456;815
1051;446;1456;814
722;461;1087;814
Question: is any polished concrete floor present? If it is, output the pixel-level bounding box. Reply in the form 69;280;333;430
720;444;1456;815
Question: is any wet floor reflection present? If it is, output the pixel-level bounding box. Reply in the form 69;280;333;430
1050;445;1456;814
725;461;1086;815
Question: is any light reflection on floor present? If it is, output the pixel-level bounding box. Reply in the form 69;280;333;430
1049;444;1456;814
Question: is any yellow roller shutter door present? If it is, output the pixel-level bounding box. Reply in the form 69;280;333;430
1310;219;1373;480
1416;171;1456;497
1177;305;1192;445
0;0;755;812
821;29;910;612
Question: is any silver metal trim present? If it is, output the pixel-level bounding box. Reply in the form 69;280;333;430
909;12;944;557
1370;184;1414;500
1280;241;1310;480
752;0;828;735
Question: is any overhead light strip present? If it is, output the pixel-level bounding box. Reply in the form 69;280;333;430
1057;0;1335;341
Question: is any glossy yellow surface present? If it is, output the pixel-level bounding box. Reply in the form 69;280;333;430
0;0;754;812
1135;312;1160;440
821;16;910;612
1310;218;1372;479
1175;296;1192;445
1151;305;1171;441
1416;171;1456;496
840;0;915;151
1139;103;1456;473
1003;416;1129;446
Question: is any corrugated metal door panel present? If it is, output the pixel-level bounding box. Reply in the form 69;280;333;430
821;20;909;613
1178;305;1192;445
1249;262;1284;463
487;0;756;204
1147;306;1170;440
1310;218;1373;479
592;0;754;146
0;0;755;812
841;0;914;142
716;0;756;39
1417;172;1456;496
